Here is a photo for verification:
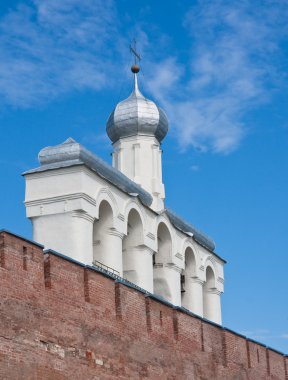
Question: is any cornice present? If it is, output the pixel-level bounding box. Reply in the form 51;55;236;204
175;252;183;260
164;263;182;273
146;232;155;241
24;164;84;179
206;288;222;295
72;211;94;223
153;262;182;273
25;192;96;207
187;277;204;285
107;229;125;239
117;213;125;222
125;245;154;255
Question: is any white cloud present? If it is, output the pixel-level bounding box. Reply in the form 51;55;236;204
241;329;270;337
190;165;199;172
0;0;287;154
0;0;119;108
241;329;288;341
81;132;111;150
146;0;288;153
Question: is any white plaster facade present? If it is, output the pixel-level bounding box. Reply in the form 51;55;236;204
112;135;165;211
23;72;225;325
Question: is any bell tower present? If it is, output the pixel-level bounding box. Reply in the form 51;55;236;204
106;51;169;212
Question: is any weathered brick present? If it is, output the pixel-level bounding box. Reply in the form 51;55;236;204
0;231;286;380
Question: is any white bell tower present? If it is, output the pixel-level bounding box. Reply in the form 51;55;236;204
106;65;169;212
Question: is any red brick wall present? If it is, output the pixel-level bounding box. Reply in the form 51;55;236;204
0;230;286;380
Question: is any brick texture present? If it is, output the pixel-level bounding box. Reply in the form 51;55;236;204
0;231;286;380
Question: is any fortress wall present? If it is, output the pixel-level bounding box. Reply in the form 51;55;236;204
176;308;202;352
269;349;287;378
223;329;248;369
0;230;286;380
202;320;225;365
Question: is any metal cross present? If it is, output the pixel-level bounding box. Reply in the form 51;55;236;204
130;39;141;64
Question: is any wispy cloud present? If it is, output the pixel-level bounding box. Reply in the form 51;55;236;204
81;132;111;151
241;329;288;341
241;329;271;340
0;1;287;154
146;0;288;153
190;165;199;172
0;0;120;108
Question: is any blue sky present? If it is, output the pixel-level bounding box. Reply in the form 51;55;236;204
0;0;287;352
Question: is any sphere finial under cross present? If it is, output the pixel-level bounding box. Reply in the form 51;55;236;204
131;64;140;74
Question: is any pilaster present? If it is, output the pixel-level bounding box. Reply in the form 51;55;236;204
112;136;165;212
153;263;182;306
123;244;154;292
93;228;124;276
182;277;204;317
203;288;222;324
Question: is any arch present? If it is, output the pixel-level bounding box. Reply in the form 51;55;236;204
204;266;216;290
96;200;114;230
204;256;218;277
155;222;172;264
124;208;144;247
154;215;175;251
122;208;147;287
203;265;221;323
184;246;197;277
123;200;147;236
95;187;118;224
181;246;201;312
152;221;173;302
93;199;123;275
181;238;200;272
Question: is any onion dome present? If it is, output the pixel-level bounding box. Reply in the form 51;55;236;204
106;67;169;144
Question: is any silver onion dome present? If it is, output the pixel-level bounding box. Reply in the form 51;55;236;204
106;72;169;144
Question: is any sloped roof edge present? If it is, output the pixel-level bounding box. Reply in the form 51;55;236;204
165;208;217;254
22;138;153;208
23;138;220;256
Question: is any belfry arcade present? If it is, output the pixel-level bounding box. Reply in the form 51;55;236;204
23;63;225;324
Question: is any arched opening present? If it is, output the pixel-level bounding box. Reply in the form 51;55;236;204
93;200;123;275
181;247;197;310
205;266;216;289
153;222;175;303
184;247;196;277
155;222;172;264
122;209;149;288
203;265;221;323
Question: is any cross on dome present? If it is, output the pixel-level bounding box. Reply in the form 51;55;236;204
106;46;169;144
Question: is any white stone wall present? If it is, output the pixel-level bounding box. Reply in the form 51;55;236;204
112;135;165;212
24;165;224;324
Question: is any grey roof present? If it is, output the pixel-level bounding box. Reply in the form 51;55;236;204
23;138;218;253
165;209;216;252
23;138;153;208
106;74;169;144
